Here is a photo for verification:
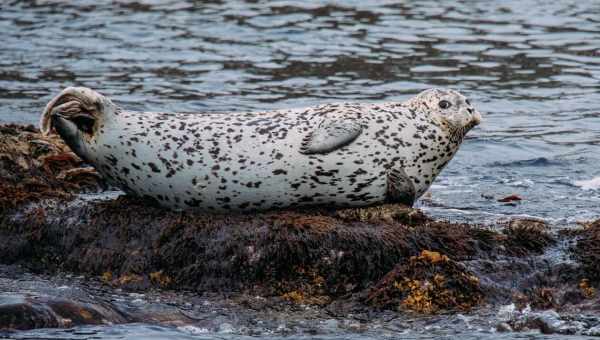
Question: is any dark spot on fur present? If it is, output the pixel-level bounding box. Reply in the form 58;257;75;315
148;162;161;173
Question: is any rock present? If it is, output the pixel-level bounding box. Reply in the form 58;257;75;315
496;322;512;332
0;187;509;304
0;294;126;331
217;322;235;333
503;308;589;336
535;310;564;334
583;324;600;336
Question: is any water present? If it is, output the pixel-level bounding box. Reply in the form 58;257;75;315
0;324;584;340
2;0;600;338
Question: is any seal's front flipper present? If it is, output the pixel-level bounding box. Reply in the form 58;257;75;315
300;120;362;154
386;168;416;206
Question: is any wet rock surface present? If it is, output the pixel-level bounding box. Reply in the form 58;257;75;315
1;124;600;337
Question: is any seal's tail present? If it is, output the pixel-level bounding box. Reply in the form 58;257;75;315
40;87;110;136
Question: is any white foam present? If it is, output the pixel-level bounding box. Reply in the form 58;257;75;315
575;177;600;190
177;325;209;335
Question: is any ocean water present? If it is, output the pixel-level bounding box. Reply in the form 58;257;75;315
0;324;587;340
1;0;600;338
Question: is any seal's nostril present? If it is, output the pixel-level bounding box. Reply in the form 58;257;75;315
467;108;474;114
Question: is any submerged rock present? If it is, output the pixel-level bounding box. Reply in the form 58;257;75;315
0;294;125;330
500;307;589;335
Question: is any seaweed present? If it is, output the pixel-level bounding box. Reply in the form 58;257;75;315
366;250;483;313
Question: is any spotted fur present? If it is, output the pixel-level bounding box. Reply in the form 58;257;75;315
41;87;481;212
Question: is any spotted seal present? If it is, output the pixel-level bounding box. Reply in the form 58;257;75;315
40;87;481;212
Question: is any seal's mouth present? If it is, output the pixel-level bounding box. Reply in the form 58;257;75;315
463;112;482;132
448;110;482;142
472;111;482;126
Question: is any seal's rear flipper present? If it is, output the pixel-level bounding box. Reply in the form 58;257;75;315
299;119;362;154
386;168;416;206
40;87;89;136
40;87;116;136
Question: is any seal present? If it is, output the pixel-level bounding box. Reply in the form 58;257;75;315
40;87;481;212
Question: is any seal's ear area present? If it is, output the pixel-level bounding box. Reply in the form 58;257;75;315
300;119;363;154
40;87;102;136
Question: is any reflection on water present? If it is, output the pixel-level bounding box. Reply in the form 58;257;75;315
1;0;600;338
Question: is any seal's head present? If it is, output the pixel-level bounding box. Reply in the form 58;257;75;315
40;87;118;161
407;88;482;138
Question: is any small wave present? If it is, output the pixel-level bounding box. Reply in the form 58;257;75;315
500;179;534;188
574;177;600;190
177;325;209;335
491;157;561;167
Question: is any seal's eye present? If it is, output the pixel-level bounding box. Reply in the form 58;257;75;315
438;100;452;109
465;99;471;105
